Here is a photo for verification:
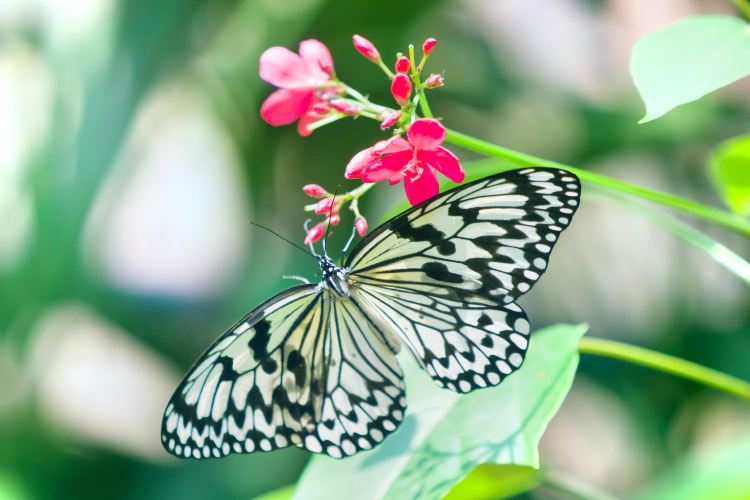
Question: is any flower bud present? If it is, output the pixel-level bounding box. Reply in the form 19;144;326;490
390;74;412;106
380;110;401;129
329;99;360;116
425;73;444;89
422;37;437;56
303;184;327;198
304;223;325;245
311;102;329;114
329;214;341;226
315;197;335;215
355;217;368;237
352;35;380;62
395;56;410;74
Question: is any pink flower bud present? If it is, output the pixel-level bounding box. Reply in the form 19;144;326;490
352;35;380;62
425;73;444;89
422;37;437;56
329;214;341;226
355;217;368;237
315;197;335;215
329;99;360;116
391;74;412;106
304;223;325;245
303;184;327;198
395;56;410;74
380;110;401;129
311;102;329;114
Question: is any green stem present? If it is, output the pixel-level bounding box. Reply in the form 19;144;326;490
591;189;750;287
578;337;750;400
444;128;750;238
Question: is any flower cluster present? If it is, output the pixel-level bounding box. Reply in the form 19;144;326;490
258;35;463;243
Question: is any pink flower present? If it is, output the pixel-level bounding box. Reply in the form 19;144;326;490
345;119;464;205
352;35;380;62
422;37;437;56
329;99;360;116
355;216;368;236
304;223;325;245
380;110;401;129
395;56;410;74
425;73;444;89
314;197;336;215
303;184;327;198
259;39;335;132
391;74;412;105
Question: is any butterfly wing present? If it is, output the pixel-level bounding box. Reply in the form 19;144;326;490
161;285;405;459
346;168;580;392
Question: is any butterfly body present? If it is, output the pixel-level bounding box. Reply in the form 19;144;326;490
318;256;351;297
162;168;580;459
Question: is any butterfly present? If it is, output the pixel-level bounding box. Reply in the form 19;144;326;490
161;167;580;459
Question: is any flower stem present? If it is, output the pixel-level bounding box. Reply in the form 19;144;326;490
376;59;395;79
444;128;750;238
308;113;347;131
578;337;750;400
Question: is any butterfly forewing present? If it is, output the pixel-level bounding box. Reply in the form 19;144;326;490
346;168;580;303
161;285;405;459
345;168;580;392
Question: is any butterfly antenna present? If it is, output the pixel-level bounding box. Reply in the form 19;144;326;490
321;185;340;257
248;221;315;259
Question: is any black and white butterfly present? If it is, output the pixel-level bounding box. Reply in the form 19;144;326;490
161;167;580;459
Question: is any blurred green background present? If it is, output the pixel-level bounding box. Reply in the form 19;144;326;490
1;0;749;498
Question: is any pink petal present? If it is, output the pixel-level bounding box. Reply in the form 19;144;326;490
344;138;410;179
299;39;334;76
260;88;313;126
259;46;315;89
297;110;320;136
404;166;439;205
362;150;411;183
379;136;411;154
420;147;465;183
407;118;446;151
345;146;379;179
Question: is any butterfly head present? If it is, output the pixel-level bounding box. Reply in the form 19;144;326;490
318;255;350;296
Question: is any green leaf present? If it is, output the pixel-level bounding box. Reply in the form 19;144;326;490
710;134;750;216
294;324;588;500
634;434;750;500
255;484;296;500
631;15;750;123
444;464;542;500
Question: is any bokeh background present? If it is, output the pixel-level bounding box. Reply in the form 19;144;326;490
1;0;749;498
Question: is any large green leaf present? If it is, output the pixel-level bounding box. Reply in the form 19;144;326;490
710;134;750;216
634;434;750;500
443;464;542;500
631;15;750;123
293;324;588;500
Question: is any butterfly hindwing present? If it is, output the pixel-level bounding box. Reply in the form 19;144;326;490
346;168;579;391
161;285;406;459
351;280;530;393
